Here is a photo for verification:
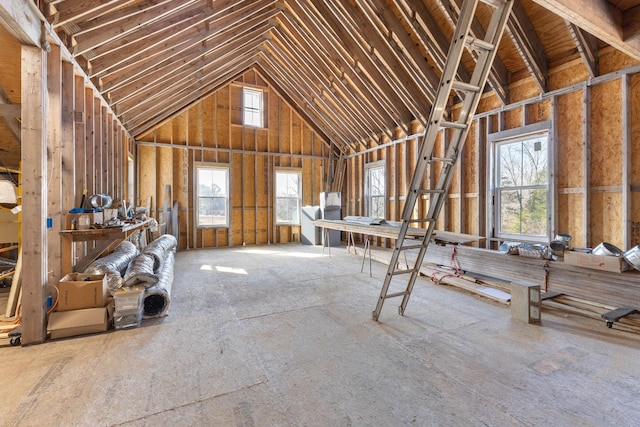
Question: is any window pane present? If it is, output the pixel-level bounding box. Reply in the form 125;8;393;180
276;198;299;223
499;188;547;237
243;89;263;127
521;138;547;186
371;196;385;218
498;142;523;187
198;169;227;196
197;166;228;228
370;168;385;196
276;173;299;197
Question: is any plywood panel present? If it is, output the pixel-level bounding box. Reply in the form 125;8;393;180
558;193;585;247
632;74;640;184
171;112;187;146
556;91;584;188
591;80;622;187
230;85;242;126
590;192;623;248
217;86;230;148
465;120;478;194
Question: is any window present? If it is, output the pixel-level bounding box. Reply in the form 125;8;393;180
195;163;229;228
243;88;263;127
275;169;302;225
495;133;548;240
365;162;385;218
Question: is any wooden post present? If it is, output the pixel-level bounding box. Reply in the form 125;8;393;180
21;44;48;344
622;75;632;250
47;44;62;284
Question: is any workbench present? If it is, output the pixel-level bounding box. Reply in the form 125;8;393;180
60;219;152;274
313;219;485;246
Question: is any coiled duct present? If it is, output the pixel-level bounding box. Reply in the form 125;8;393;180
84;241;139;293
123;253;158;287
142;250;174;318
142;234;177;272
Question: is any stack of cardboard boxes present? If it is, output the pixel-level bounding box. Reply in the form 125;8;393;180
47;273;113;339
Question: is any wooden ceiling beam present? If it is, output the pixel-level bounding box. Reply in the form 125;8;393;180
253;65;332;148
68;0;178;36
434;0;510;104
320;0;432;124
265;39;371;146
129;60;255;137
301;0;412;132
270;28;385;141
506;0;548;93
51;0;132;28
98;0;275;91
352;0;441;102
566;21;599;78
623;5;640;41
532;0;640;60
123;52;257;129
278;10;397;138
258;54;355;151
285;1;408;132
86;4;210;75
73;0;199;55
114;26;272;117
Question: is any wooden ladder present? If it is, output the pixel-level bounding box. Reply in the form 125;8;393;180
372;0;514;321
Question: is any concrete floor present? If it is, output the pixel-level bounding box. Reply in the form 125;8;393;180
1;243;639;426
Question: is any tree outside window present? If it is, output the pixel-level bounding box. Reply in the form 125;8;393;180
496;135;548;239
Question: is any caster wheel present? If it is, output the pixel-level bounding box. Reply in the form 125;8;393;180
10;336;21;346
606;321;613;329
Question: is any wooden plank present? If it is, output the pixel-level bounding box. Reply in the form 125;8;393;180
20;45;48;344
622;75;632;249
47;44;62;285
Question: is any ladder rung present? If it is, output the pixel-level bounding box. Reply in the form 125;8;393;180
398;243;425;251
390;269;417;276
384;291;410;299
417;188;446;194
430;157;455;164
440;121;467;130
408;217;436;224
452;80;481;93
465;37;495;52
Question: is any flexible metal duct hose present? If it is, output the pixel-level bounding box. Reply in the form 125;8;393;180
142;250;174;318
123;253;158;287
142;234;177;272
84;241;139;293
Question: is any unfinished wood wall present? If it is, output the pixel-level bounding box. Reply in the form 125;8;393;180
345;50;640;251
136;69;329;250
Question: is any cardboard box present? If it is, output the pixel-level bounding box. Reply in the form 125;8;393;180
57;273;108;311
47;306;112;339
563;251;629;273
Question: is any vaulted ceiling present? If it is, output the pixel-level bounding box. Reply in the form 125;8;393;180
4;0;640;158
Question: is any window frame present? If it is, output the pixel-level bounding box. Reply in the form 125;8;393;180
365;161;386;219
243;87;264;128
489;124;552;243
194;162;230;229
274;168;302;226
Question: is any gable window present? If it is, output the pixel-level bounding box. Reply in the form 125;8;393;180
195;163;229;228
365;161;385;218
243;88;263;127
275;169;302;225
494;133;548;240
